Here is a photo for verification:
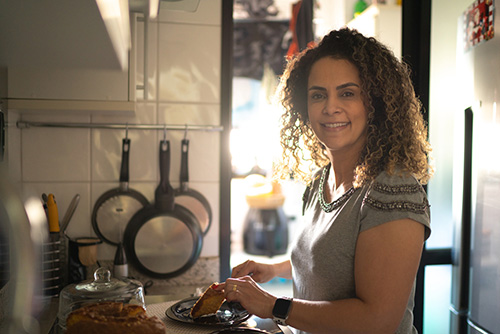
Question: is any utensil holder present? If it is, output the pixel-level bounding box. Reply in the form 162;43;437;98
42;235;63;296
67;237;102;284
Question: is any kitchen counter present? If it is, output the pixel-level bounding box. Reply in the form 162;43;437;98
145;294;292;334
37;297;60;334
39;288;292;334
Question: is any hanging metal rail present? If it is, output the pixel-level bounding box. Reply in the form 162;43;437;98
16;121;223;132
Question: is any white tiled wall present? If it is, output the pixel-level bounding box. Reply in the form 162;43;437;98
7;1;222;282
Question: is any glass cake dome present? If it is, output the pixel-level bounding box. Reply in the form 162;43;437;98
57;267;145;332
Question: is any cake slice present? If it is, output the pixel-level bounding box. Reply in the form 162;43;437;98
190;283;226;318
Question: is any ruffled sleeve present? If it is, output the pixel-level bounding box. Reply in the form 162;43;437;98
359;171;431;240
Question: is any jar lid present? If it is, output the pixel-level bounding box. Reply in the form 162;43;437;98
73;267;133;295
61;267;144;300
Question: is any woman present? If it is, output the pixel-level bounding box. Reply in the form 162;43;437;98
219;28;433;334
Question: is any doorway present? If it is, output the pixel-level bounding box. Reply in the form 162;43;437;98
229;0;303;297
220;2;455;332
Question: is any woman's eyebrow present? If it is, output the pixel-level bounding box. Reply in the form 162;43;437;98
336;82;360;90
308;82;360;91
308;85;326;91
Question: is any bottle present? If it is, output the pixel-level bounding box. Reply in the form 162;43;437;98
113;242;128;278
354;0;368;18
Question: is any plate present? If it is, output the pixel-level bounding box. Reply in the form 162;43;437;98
209;328;269;333
166;297;251;326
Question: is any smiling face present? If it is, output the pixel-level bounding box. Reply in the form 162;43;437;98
307;57;369;160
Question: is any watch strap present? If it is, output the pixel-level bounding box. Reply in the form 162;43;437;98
274;317;288;326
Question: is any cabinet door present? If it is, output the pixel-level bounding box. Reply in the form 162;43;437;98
1;0;135;106
8;67;130;102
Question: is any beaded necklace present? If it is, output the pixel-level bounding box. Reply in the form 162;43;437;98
318;165;355;213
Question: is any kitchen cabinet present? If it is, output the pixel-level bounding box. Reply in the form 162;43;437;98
0;0;137;113
5;65;135;113
347;4;402;58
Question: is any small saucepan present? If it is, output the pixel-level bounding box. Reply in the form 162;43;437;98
123;139;203;279
92;136;149;246
175;138;213;236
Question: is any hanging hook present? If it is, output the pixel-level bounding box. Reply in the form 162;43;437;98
125;123;129;139
183;124;188;140
163;124;167;141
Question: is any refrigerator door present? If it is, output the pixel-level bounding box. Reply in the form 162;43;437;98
468;134;500;333
467;2;500;332
468;320;496;334
449;108;473;334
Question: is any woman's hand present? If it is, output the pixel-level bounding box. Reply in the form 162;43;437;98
231;259;290;283
217;275;277;319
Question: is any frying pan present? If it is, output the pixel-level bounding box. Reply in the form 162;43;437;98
123;139;203;279
92;137;149;246
175;138;213;235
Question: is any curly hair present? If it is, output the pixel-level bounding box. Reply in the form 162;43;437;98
274;28;433;186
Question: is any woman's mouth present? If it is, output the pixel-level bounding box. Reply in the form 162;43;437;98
322;122;350;129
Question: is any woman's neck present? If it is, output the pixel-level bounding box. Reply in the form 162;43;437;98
324;151;358;201
327;164;353;191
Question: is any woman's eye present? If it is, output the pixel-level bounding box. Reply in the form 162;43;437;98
341;91;355;97
310;92;325;100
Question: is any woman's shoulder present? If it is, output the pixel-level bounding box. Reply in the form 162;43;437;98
360;168;431;240
362;168;429;216
371;169;424;191
301;167;324;215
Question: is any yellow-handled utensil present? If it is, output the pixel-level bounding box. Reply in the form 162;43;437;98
47;193;60;233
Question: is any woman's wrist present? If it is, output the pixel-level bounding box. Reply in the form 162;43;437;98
267;296;278;319
273;260;292;279
270;263;278;278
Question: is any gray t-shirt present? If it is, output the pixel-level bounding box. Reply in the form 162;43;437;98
290;169;431;334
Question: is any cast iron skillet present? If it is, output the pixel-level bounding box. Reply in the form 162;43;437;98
174;138;213;236
92;137;149;246
123;139;203;279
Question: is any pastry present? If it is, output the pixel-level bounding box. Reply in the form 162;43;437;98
66;302;166;334
190;283;226;318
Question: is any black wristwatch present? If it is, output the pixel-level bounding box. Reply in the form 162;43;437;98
272;297;293;325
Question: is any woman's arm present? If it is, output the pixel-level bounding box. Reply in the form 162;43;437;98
284;218;425;333
225;218;424;334
272;260;293;280
231;259;292;282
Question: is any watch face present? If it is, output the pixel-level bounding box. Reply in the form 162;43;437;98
273;298;292;318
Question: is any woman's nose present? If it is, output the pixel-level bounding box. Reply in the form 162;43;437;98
323;97;341;115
